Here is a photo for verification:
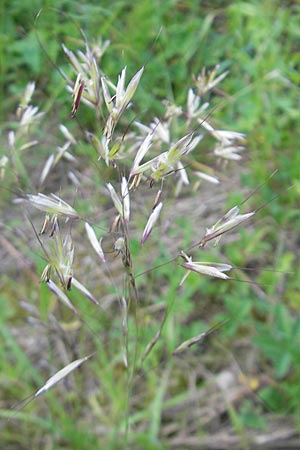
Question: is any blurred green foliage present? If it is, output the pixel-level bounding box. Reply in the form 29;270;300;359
1;1;300;449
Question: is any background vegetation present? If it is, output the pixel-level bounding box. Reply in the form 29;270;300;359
1;1;300;449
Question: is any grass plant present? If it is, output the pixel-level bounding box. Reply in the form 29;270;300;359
1;1;300;449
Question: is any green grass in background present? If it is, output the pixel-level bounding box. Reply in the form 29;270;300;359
1;1;300;449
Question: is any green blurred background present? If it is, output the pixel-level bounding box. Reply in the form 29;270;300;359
1;1;300;449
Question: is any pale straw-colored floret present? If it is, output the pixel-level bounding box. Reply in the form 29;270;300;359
194;171;220;184
34;354;92;398
59;124;77;145
107;177;130;222
85;223;105;263
200;206;255;247
0;155;9;179
132;133;201;181
46;280;77;314
121;177;130;222
130;132;153;176
72;277;99;305
27;193;80;219
199;119;246;161
141;202;163;244
180;260;232;285
194;65;229;96
134;119;170;144
17;82;36;118
19;105;45;129
187;88;209;120
101;66;144;140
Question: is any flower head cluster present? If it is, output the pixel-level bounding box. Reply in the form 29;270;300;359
131;133;201;182
193;65;228;96
4;83;44;181
101;66;144;141
14;82;45;134
40;223;99;306
200;119;246;161
62;38;110;114
16;35;258;409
